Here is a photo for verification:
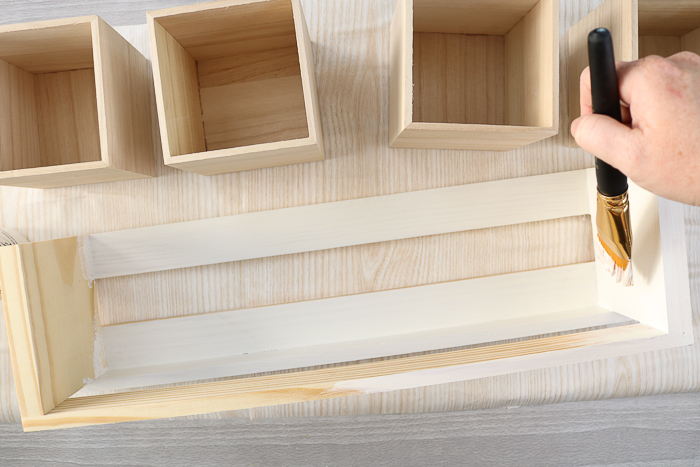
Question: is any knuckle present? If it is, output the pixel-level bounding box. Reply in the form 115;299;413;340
639;55;684;78
672;51;700;65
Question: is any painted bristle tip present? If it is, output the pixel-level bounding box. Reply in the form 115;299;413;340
596;239;634;286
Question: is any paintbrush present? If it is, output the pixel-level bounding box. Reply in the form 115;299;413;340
588;28;633;286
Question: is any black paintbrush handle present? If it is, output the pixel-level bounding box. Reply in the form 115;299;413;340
588;28;628;197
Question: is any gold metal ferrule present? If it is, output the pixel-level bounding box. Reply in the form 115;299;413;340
596;191;632;269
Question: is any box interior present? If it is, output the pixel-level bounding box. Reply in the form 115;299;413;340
0;22;101;172
638;1;700;57
411;0;553;128
154;0;309;158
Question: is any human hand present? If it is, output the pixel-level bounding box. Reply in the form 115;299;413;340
571;52;700;206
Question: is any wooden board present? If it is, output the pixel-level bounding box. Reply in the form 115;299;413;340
0;0;699;428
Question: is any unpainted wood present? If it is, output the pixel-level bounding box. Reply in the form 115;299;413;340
568;0;639;147
150;0;297;60
292;0;324;154
150;0;322;173
412;0;539;36
505;0;558;129
412;33;505;125
638;0;700;36
682;26;700;53
391;0;558;150
0;16;157;188
34;69;102;167
0;58;41;172
148;18;206;158
199;74;308;150
196;46;301;88
639;35;682;57
392;123;558;151
0;238;100;423
0;245;50;418
0;18;94;73
0;164;151;189
389;0;411;145
93;17;155;177
164;139;324;175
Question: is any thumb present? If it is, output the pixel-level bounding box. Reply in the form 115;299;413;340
571;114;640;176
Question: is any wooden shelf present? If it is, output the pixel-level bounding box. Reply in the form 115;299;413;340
0;169;692;431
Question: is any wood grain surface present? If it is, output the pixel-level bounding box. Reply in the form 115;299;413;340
0;0;698;427
1;392;700;466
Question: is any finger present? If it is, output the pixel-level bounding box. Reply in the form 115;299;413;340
579;66;593;116
614;60;641;106
571;113;642;176
580;62;635;121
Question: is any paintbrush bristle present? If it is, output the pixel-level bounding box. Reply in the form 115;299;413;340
596;234;634;286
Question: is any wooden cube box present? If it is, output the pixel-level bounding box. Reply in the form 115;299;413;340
569;0;700;145
148;0;324;176
0;17;155;189
389;0;559;151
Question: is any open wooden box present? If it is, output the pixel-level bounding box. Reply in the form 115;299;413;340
389;0;559;151
0;16;155;189
569;0;700;146
0;168;692;431
148;0;324;176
